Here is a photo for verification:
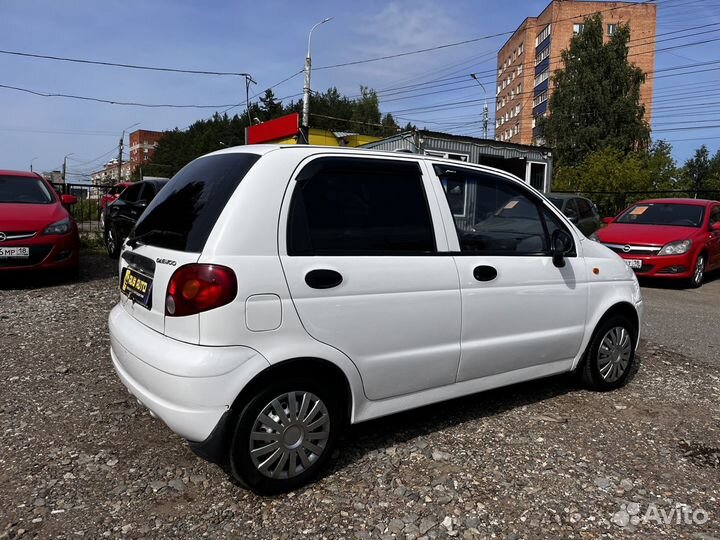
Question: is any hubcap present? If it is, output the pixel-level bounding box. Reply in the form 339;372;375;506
597;326;632;383
694;256;705;285
249;391;330;479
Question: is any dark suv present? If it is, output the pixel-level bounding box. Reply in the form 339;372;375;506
104;179;168;258
547;194;601;237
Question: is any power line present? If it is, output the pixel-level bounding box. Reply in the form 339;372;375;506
0;49;252;77
0;83;238;108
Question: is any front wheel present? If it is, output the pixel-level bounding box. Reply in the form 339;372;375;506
688;254;705;289
580;315;637;391
228;380;343;495
105;226;121;259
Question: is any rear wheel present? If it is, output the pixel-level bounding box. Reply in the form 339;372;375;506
105;226;120;259
228;380;343;495
688;254;705;289
580;315;636;391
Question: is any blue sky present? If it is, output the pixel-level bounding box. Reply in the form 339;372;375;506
1;0;719;180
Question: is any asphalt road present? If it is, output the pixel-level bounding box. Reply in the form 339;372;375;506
640;270;720;364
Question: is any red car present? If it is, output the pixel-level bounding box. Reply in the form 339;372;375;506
0;170;80;275
592;198;720;288
99;182;132;227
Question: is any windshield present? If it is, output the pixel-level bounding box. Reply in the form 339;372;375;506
616;203;705;227
131;153;260;252
0;176;54;204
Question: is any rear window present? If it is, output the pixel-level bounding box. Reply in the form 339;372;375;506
0;176;54;204
616;203;705;227
131;153;260;251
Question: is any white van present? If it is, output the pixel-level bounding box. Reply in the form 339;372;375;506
109;145;643;494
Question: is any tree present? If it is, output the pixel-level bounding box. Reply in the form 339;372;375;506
541;14;650;167
259;89;283;120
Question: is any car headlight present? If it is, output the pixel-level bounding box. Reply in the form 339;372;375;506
43;218;71;235
658;239;692;255
588;232;600;242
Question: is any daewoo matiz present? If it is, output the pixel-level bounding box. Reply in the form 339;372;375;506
109;146;643;494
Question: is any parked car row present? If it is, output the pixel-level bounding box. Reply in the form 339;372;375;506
549;193;720;288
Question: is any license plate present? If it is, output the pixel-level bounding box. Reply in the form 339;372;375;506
625;259;643;270
121;267;153;309
0;247;29;258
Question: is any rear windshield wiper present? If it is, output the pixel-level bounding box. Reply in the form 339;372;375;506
127;229;183;248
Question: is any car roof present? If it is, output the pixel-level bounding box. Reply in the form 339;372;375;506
547;193;577;201
0;169;44;179
634;198;717;206
203;144;532;185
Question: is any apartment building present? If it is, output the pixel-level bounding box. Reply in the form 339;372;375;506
495;0;656;145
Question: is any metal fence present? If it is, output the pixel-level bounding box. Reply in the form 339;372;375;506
51;181;117;235
552;190;720;218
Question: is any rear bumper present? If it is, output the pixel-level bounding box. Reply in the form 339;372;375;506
0;233;79;271
108;304;270;442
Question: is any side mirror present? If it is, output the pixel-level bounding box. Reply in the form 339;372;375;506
61;194;78;205
711;222;720;232
551;229;574;268
602;217;614;224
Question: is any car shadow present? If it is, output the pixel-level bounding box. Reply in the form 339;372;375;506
0;250;117;290
322;350;643;480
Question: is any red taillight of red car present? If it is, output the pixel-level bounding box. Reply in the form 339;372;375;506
165;264;237;317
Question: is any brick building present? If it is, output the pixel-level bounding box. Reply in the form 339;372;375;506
495;0;656;146
90;129;164;185
129;129;164;169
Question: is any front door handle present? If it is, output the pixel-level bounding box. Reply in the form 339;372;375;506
305;269;343;289
473;265;498;282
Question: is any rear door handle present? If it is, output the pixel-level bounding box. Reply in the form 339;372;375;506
473;265;498;282
305;269;343;289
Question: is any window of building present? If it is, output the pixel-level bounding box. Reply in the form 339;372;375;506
532;117;536;129
517;83;522;94
518;43;524;55
518;64;523;76
287;158;436;255
608;23;618;36
533;91;548;107
514;123;520;135
433;166;566;255
534;69;549;87
573;23;585;34
536;24;552;46
535;46;550;66
515;104;521;115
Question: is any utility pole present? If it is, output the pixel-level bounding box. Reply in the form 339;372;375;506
244;74;257;128
470;73;489;139
117;133;124;185
302;17;333;144
30;157;38;172
62;153;73;184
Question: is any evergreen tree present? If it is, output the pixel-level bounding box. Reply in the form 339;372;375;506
541;13;650;167
259;89;283;120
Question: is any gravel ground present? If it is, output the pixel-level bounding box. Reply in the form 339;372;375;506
1;252;719;540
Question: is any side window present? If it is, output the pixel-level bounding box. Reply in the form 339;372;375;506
710;206;720;225
288;157;436;255
576;197;593;219
119;184;141;202
435;165;567;255
139;183;155;202
565;198;580;220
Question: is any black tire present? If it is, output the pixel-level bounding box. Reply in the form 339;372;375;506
580;315;637;391
228;379;343;495
105;226;121;259
687;253;705;289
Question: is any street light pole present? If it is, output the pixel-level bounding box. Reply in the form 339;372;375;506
302;17;333;144
30;157;38;172
471;74;489;139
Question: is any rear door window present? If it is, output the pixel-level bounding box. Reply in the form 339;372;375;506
288;157;436;255
120;184;142;202
131;153;260;252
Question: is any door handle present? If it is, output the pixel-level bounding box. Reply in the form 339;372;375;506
305;269;343;289
473;265;498;282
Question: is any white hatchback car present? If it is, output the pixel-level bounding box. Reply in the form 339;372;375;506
109;145;643;494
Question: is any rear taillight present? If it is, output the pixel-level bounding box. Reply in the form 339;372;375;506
165;264;237;317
